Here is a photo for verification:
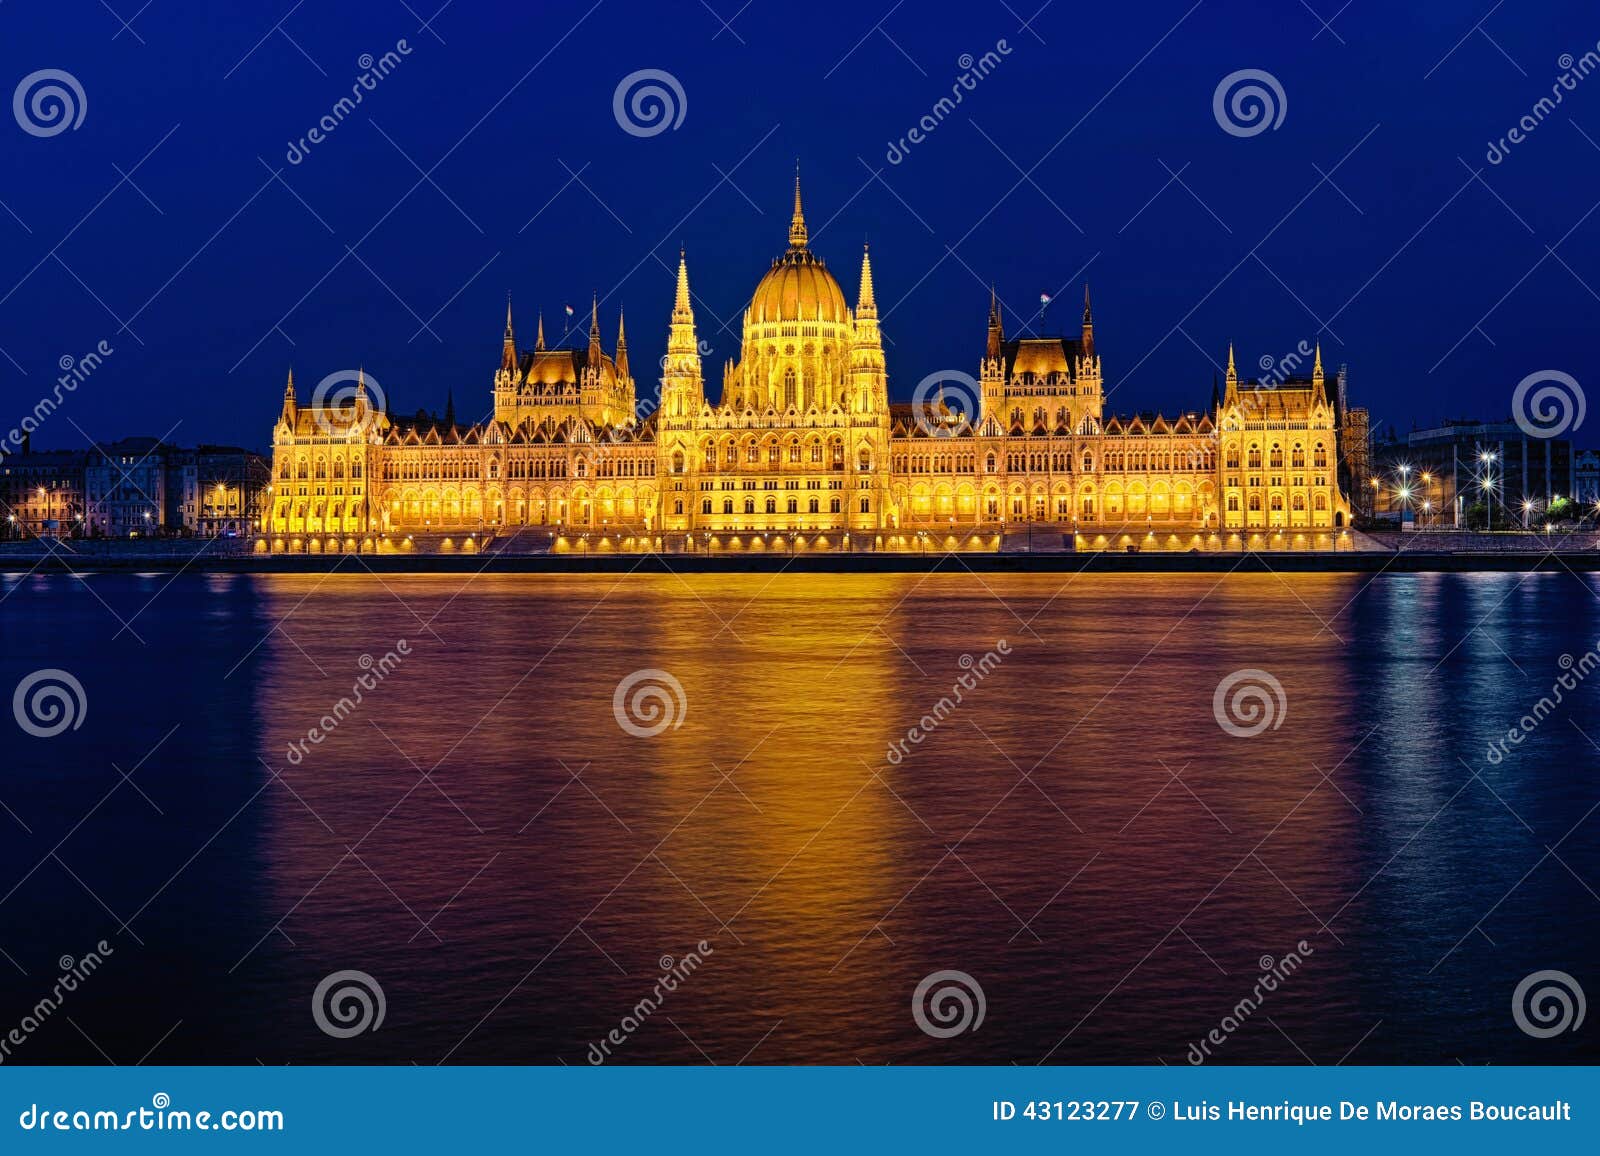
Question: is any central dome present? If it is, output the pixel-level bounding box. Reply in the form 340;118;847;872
747;174;849;325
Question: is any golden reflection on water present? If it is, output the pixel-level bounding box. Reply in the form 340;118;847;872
239;570;1558;1062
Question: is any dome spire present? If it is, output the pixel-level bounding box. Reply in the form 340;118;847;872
674;247;694;321
788;161;808;250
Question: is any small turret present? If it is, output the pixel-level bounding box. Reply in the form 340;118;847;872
280;366;297;423
535;312;546;352
587;293;602;364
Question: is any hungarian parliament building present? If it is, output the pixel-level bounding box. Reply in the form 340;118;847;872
265;178;1356;553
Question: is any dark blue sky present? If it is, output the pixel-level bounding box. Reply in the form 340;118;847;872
3;0;1598;451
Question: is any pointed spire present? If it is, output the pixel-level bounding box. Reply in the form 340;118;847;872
284;365;296;398
673;247;694;320
1313;341;1324;380
615;308;630;379
857;244;876;315
501;294;517;372
986;286;1005;363
1080;282;1095;361
788;162;808;250
356;366;366;396
535;312;545;352
1226;342;1237;383
587;293;602;366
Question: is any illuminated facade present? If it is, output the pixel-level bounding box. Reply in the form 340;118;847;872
264;177;1351;553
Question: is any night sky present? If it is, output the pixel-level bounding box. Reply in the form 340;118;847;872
3;0;1598;452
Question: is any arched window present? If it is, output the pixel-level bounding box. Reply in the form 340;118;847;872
783;368;797;409
1082;452;1094;473
764;497;776;513
985;453;997;473
858;448;871;470
723;498;733;514
1269;444;1284;469
1248;493;1261;511
1291;443;1305;468
1313;442;1328;468
1247;444;1262;469
789;440;801;463
743;497;755;514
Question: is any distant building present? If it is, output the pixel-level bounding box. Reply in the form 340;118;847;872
84;437;175;537
175;446;272;536
1371;419;1575;526
1576;448;1599;505
0;444;88;538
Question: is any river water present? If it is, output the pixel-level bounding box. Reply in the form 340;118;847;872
0;570;1596;1064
